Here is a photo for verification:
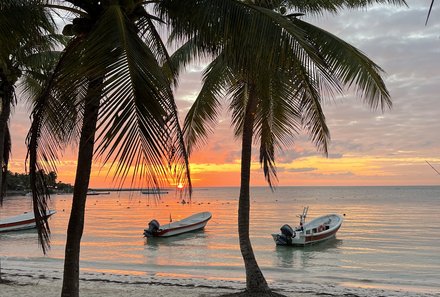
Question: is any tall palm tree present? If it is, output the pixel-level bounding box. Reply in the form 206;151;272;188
0;0;62;284
159;0;406;295
27;1;191;296
0;0;56;202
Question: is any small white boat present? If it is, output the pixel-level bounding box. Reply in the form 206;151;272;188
272;207;343;246
0;210;57;232
144;211;212;237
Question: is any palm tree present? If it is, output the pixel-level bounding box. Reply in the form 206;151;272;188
159;0;406;295
26;1;191;296
0;0;57;201
0;0;62;284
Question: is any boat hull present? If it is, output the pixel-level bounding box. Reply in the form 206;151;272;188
144;212;212;237
154;220;209;237
0;210;56;233
272;213;343;246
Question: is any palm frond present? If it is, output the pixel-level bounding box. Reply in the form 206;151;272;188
281;0;407;15
164;37;210;84
0;0;55;58
85;6;190;191
258;121;277;188
183;54;230;155
229;80;249;138
294;19;391;110
254;71;303;187
26;37;85;253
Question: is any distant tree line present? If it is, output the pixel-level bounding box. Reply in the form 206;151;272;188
5;171;73;194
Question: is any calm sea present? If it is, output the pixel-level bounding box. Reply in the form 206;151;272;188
1;186;439;296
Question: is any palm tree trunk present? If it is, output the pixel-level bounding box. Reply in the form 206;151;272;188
0;79;13;200
61;78;102;297
238;86;271;293
0;72;12;283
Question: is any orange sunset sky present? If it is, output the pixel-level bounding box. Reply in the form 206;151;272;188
7;2;440;188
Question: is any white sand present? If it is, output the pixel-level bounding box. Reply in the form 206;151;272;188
0;274;318;297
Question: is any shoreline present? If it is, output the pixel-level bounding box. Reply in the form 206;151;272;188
1;269;438;297
0;272;318;297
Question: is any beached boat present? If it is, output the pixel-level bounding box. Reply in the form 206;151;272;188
0;210;57;232
143;211;212;237
272;207;343;246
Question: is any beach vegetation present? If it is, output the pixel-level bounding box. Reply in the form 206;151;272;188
159;0;406;295
4;170;72;194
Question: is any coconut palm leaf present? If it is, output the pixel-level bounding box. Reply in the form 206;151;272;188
0;1;58;210
76;5;188;189
294;19;391;109
183;54;231;155
254;71;303;187
26;36;85;253
0;0;55;57
281;0;407;14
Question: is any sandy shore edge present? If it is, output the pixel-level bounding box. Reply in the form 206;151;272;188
0;273;319;297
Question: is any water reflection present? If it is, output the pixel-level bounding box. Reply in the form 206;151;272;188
2;187;440;293
143;230;211;268
0;228;39;243
274;238;343;268
144;230;207;249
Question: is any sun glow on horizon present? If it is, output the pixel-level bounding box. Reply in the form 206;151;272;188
8;154;440;188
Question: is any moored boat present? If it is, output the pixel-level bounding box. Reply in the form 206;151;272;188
0;210;57;232
272;207;343;246
143;211;212;237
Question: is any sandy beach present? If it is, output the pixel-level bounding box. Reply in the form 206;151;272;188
0;273;318;297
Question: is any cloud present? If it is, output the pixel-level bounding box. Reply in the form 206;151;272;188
7;2;440;187
284;167;318;173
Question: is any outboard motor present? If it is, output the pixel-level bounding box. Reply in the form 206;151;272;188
280;224;294;237
276;224;295;245
144;219;160;237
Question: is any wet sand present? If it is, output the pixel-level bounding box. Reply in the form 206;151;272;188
0;273;318;297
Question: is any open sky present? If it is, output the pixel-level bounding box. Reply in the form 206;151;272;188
8;1;440;188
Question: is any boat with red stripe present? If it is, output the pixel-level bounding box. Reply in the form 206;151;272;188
0;210;57;232
272;206;344;246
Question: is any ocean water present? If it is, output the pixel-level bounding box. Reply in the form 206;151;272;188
1;186;439;296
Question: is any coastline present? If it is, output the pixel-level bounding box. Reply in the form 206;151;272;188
0;272;318;297
2;268;438;297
